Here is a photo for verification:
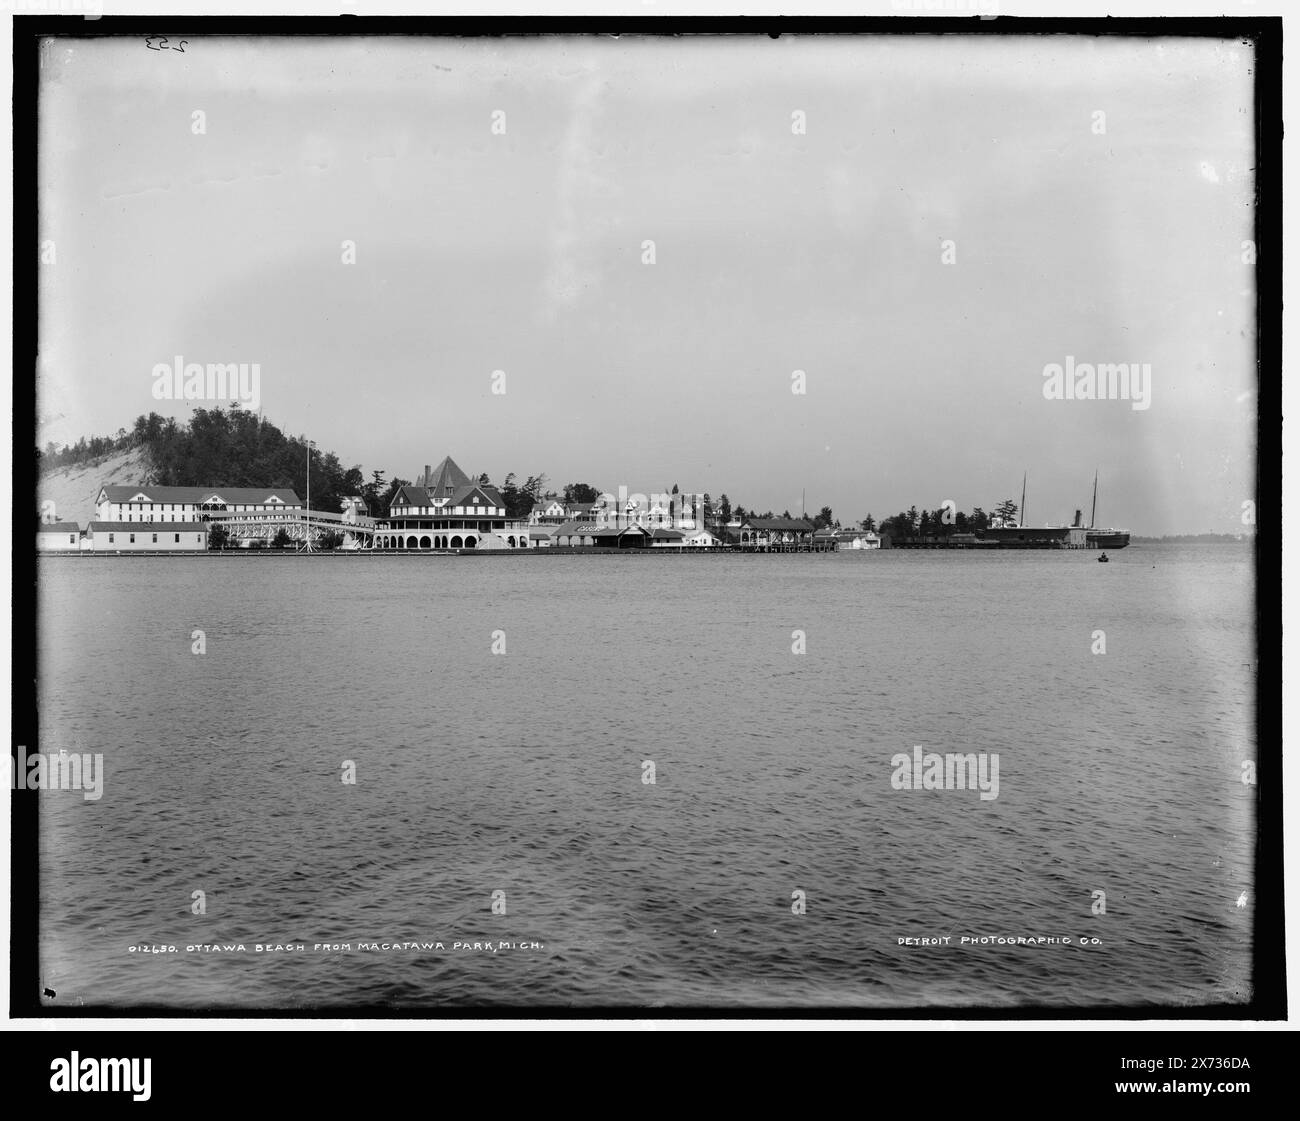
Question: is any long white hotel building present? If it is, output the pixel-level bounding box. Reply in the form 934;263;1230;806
94;485;303;523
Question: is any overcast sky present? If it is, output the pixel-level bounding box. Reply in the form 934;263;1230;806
38;33;1256;533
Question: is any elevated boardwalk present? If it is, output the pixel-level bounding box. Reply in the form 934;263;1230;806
204;507;378;547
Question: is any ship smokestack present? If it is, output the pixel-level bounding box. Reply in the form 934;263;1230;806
1073;508;1083;528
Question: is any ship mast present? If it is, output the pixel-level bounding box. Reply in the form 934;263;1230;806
1021;472;1027;526
1091;469;1098;529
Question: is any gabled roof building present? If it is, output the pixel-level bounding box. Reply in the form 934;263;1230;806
37;522;83;551
378;455;531;550
551;521;653;548
95;485;302;524
736;516;817;551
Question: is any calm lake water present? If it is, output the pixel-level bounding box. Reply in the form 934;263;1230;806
33;546;1256;1010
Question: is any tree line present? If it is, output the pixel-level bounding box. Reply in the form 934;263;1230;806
39;410;594;523
876;499;1020;541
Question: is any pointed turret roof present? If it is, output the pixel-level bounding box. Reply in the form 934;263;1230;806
420;456;472;497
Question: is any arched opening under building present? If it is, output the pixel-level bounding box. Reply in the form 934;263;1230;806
450;535;463;549
420;536;432;549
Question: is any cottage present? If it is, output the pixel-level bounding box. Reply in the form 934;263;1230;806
527;496;570;526
840;530;881;550
650;527;724;548
682;527;724;548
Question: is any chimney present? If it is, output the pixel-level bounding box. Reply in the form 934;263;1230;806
423;465;432;487
1073;509;1083;528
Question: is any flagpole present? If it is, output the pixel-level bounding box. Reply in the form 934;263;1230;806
305;439;313;553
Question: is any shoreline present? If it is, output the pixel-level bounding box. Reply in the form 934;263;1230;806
34;545;1149;558
36;547;830;558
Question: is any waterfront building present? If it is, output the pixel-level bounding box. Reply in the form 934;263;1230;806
736;517;816;550
84;521;209;552
377;456;530;549
684;527;725;548
37;521;82;551
94;485;303;524
648;526;724;548
552;521;653;548
813;528;881;551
